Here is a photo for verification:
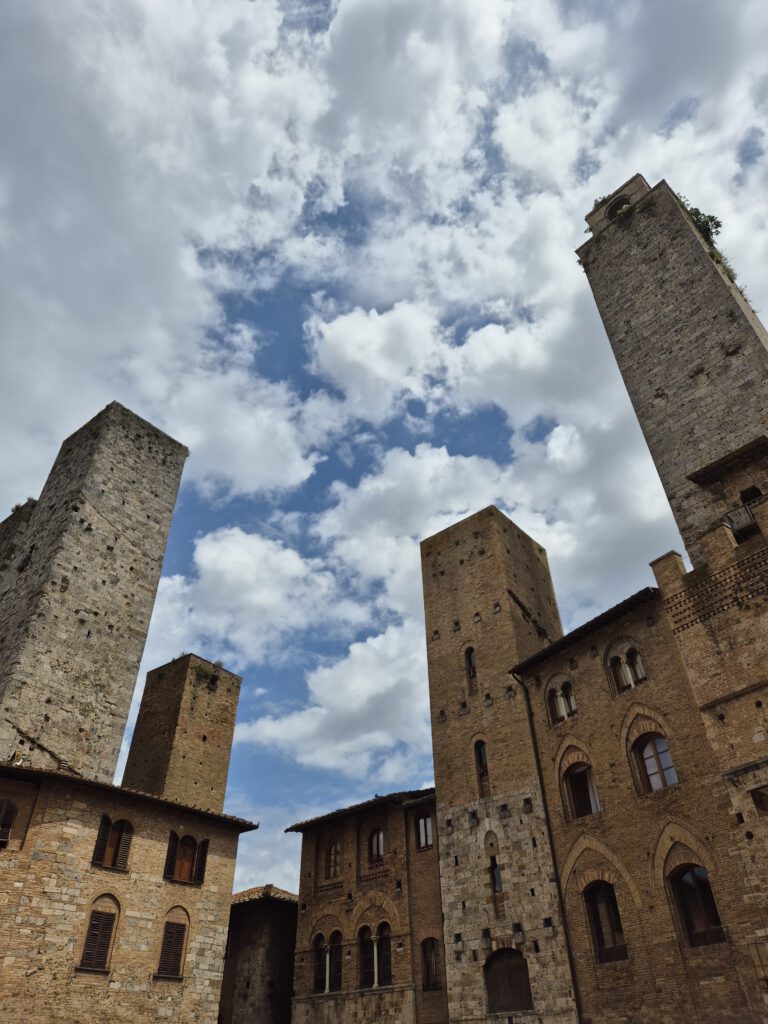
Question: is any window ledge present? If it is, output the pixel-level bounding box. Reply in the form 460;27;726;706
74;966;110;976
153;973;184;982
416;845;433;853
91;864;129;873
163;877;202;887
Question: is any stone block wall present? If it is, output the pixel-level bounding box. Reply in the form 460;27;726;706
578;176;768;566
0;403;188;781
0;767;246;1024
421;507;578;1024
219;889;297;1024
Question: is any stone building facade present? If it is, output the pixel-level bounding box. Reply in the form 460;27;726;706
289;175;768;1024
287;790;448;1024
0;405;255;1023
219;884;298;1024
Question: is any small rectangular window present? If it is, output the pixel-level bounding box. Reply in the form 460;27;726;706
417;815;433;850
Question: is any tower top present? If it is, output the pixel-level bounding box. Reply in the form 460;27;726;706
578;174;768;566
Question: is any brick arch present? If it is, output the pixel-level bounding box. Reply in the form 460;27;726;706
603;635;643;670
652;821;714;890
574;865;622;893
554;735;592;781
560;833;643;907
310;913;345;941
350;891;400;933
619;701;671;754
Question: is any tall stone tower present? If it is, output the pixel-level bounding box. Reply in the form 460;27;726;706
579;176;768;824
122;653;242;814
421;506;578;1023
0;402;187;782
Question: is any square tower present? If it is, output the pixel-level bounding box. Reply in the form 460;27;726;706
421;506;578;1023
122;654;241;814
0;403;187;782
578;175;768;566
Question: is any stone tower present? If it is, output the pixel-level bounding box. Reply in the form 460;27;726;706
0;402;187;782
577;174;768;568
122;653;242;814
421;506;578;1023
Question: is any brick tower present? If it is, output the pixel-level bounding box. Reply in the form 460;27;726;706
421;506;578;1023
578;177;768;763
0;402;188;782
122;653;242;814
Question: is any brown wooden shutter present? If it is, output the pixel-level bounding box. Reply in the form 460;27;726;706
91;814;112;866
0;800;17;845
163;831;179;879
80;910;115;970
114;820;133;870
193;839;209;884
158;921;186;976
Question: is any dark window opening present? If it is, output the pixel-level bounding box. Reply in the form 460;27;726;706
422;937;441;991
377;922;392;986
0;799;18;848
329;931;343;992
475;740;490;799
490;856;503;893
565;764;599;818
465;647;477;694
607;195;631;220
359;927;374;988
368;829;384;866
326;841;341;879
740;486;763;504
670;865;725;947
585;882;628;963
313;934;326;993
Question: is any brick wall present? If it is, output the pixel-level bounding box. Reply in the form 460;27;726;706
122;654;242;814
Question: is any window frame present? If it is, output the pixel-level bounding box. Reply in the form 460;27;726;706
584;881;628;963
163;831;209;885
564;763;600;819
421;937;441;991
92;814;133;871
475;740;490;799
416;814;433;851
368;829;384;867
669;864;725;948
634;733;678;793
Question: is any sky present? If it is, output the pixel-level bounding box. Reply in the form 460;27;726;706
2;0;768;893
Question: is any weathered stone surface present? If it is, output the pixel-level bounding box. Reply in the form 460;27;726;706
0;402;188;782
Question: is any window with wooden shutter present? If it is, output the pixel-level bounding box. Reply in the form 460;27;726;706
92;814;112;865
157;921;187;977
164;831;179;879
0;800;18;848
113;820;133;870
193;838;208;884
78;896;119;972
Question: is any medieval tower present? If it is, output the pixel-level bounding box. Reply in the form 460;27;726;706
421;508;579;1022
0;402;188;782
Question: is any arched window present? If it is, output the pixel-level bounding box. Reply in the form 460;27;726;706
669;865;725;947
484;948;533;1013
626;648;645;685
607;642;647;694
607;195;631;220
92;815;133;870
634;734;678;792
564;763;600;818
326;841;341;879
741;486;763;505
164;832;208;884
547;688;564;725
421;937;441;991
368;829;384;866
156;906;190;978
329;931;343;992
0;799;18;848
475;740;490;799
377;922;392;986
359;926;374;988
313;933;326;993
561;681;577;716
79;894;119;972
585;882;627;962
465;647;477;693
